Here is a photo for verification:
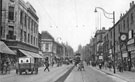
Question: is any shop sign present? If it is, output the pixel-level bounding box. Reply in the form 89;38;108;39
127;38;134;45
127;45;135;51
130;50;135;54
122;53;128;57
99;56;103;59
109;49;112;54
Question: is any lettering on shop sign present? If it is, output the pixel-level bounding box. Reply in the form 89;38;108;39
127;39;134;45
128;46;135;51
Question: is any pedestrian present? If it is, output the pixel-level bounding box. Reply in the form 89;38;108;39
6;62;10;74
1;61;4;74
51;61;54;67
99;63;102;70
44;61;50;72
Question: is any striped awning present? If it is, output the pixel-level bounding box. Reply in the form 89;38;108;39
0;41;15;55
19;49;43;58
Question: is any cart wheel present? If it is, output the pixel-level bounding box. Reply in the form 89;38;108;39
31;69;33;74
25;71;27;75
19;71;22;75
35;68;38;74
16;69;18;74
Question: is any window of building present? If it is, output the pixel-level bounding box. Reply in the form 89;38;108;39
127;17;129;30
36;38;38;46
45;43;49;51
118;24;120;32
31;20;33;32
25;14;27;27
34;23;36;33
20;29;23;41
123;20;125;30
110;31;112;39
20;11;23;24
31;35;33;44
7;26;14;39
28;17;30;29
8;6;14;20
33;37;35;45
24;31;26;42
131;13;134;24
28;34;30;43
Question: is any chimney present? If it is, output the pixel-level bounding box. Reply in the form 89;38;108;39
102;27;105;30
120;13;122;19
130;1;135;8
132;1;134;5
130;2;132;8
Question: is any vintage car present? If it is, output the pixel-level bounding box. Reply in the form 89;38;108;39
16;57;38;75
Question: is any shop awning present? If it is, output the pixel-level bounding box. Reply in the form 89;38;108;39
19;49;43;58
27;51;43;58
19;49;32;58
0;41;15;55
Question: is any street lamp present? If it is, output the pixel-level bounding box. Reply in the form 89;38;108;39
94;7;116;73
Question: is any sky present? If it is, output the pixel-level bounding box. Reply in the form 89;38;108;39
24;0;133;51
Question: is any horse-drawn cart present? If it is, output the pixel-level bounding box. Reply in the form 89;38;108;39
16;57;38;75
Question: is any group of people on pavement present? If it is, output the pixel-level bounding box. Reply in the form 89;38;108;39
0;60;11;74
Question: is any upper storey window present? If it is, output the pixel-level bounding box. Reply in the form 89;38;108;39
8;6;14;20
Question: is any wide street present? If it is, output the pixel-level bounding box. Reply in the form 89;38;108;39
0;63;129;82
0;65;72;82
65;65;127;82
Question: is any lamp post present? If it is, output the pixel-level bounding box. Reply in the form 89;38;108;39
94;7;116;73
0;0;2;40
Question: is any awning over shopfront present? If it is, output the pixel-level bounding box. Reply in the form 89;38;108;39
19;49;32;58
0;41;15;55
19;49;43;58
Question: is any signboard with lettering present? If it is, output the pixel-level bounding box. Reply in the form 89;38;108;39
127;38;134;45
99;56;103;59
127;45;135;51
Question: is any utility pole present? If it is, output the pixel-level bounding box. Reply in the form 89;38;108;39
113;11;116;73
0;0;2;40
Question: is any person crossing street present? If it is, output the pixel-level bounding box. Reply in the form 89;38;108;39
44;61;50;72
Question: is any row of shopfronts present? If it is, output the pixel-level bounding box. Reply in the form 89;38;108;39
0;40;43;71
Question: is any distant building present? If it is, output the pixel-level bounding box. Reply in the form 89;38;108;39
41;31;54;63
94;27;107;62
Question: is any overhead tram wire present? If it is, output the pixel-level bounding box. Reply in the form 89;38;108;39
74;0;78;28
37;0;58;28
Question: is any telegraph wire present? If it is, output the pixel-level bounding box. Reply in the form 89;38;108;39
37;0;58;28
74;0;78;28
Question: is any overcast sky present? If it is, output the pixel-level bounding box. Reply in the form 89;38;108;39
24;0;133;51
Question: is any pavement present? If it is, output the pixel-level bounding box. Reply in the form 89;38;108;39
91;66;135;82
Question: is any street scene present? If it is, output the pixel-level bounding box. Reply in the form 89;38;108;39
1;0;135;82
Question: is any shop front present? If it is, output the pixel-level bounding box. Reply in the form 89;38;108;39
127;38;135;71
0;41;16;72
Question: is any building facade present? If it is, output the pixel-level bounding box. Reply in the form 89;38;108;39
91;1;135;71
1;0;39;59
41;31;54;63
94;27;107;62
